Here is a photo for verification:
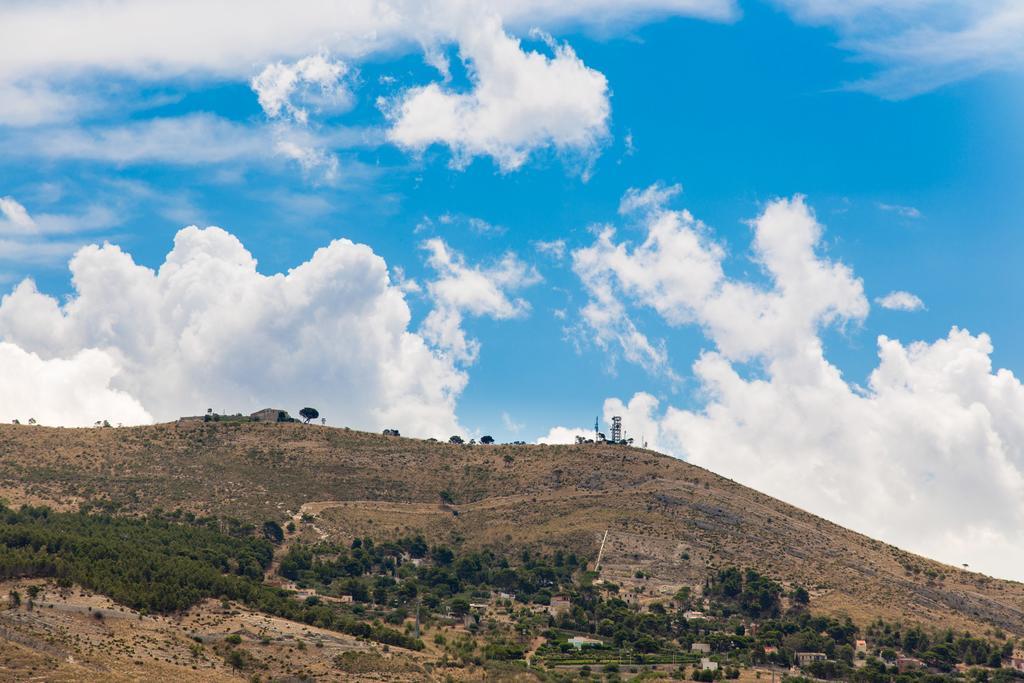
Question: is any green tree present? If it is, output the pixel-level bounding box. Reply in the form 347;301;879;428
261;520;284;544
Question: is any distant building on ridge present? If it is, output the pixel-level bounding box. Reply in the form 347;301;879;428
251;408;294;423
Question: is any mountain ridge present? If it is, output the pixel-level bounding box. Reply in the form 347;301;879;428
0;420;1020;636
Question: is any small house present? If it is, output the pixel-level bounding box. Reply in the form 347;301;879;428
897;657;925;673
684;610;706;620
251;408;293;423
1011;648;1024;672
796;652;827;667
548;595;571;616
855;639;868;654
701;658;719;671
327;595;353;604
764;646;779;655
691;643;711;654
568;636;603;650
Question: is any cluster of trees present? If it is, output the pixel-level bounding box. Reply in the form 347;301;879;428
705;567;789;619
865;618;1014;671
280;538;582;610
0;504;419;650
447;435;495;445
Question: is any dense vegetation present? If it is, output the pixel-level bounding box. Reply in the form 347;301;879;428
0;505;421;650
280;537;581;607
2;503;1022;681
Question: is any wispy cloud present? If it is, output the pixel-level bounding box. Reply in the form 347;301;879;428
876;290;925;311
775;1;1024;97
877;202;922;219
534;239;567;260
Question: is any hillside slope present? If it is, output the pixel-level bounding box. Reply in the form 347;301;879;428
0;421;1021;635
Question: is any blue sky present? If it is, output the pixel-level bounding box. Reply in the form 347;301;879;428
2;1;1024;579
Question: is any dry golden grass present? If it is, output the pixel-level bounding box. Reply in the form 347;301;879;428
0;579;429;682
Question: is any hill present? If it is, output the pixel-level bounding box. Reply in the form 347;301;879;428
0;419;1020;641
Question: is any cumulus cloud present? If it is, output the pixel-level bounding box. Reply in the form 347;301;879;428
0;227;468;437
250;53;357;181
877;290;925;311
536;393;661;445
383;17;610;172
657;326;1024;580
536;425;592;445
573;189;867;371
0;343;152;427
562;188;1024;579
774;0;1024;97
420;238;541;363
251;53;353;125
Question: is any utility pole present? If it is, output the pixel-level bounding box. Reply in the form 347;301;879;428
594;530;610;573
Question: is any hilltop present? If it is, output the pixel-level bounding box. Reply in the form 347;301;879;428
0;420;1020;640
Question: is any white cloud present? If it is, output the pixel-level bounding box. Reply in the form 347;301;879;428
0;197;36;234
0;226;468;438
273;138;341;184
603;392;662;449
0;1;732;168
467;217;506;236
534;239;567;259
0;196;122;267
383;17;611;172
251;53;353;125
501;411;524;434
0;81;89;127
0;342;152;427
774;1;1024;97
0;2;734;85
3;113;371;181
878;202;922;219
877;290;925;311
420;238;541;363
657;325;1024;580
537;394;662;446
420;213;507;236
0;239;89;266
573;190;867;371
563;189;1024;580
15;114;271;165
250;53;358;181
536;425;592;444
0;196;118;237
618;182;681;215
